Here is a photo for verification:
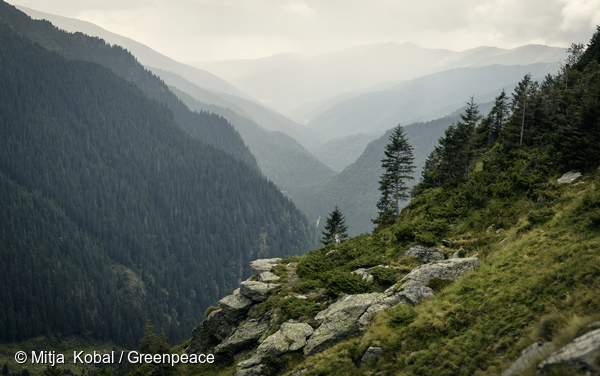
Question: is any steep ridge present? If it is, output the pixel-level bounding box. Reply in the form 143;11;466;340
0;20;314;349
0;1;256;167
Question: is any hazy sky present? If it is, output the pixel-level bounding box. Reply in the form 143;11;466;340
9;0;600;62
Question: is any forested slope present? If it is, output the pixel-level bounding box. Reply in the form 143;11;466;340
0;1;256;167
0;24;314;347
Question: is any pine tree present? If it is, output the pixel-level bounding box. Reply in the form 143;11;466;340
321;206;348;245
375;125;415;225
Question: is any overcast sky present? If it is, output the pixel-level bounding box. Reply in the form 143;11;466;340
9;0;600;62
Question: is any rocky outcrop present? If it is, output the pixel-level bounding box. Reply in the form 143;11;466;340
304;293;381;356
239;281;280;302
214;312;274;355
401;256;480;286
502;342;555;376
257;271;280;282
238;322;314;372
250;258;281;273
404;245;445;264
188;252;481;373
537;328;600;373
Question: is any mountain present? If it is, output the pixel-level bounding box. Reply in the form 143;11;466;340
0;4;315;348
16;5;321;149
1;2;257;169
212;42;565;116
308;63;559;141
14;5;250;100
157;27;600;376
168;85;336;195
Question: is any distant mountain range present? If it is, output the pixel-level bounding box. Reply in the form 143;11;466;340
194;42;566;117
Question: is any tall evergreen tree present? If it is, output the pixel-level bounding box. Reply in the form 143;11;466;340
321;205;348;245
375;125;415;225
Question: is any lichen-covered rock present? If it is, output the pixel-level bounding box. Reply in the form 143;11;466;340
401;256;480;286
304;293;381;356
219;290;254;318
257;271;280;282
239;281;280;302
187;308;236;354
238;322;314;368
235;364;264;376
250;258;282;273
360;346;383;366
557;171;582;184
404;245;445;264
502;342;555;376
537;328;600;373
393;281;435;306
214;313;273;355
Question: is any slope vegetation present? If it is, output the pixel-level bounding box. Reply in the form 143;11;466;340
0;23;314;348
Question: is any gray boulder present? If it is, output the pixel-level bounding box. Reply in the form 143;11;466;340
239;281;280;302
250;258;281;273
404;245;444;264
537;328;600;373
219;291;254;319
557;171;582;184
214;313;274;355
187;308;236;354
257;271;280;282
361;346;383;366
401;256;480;286
238;322;314;369
304;293;381;356
502;342;555;376
235;364;264;376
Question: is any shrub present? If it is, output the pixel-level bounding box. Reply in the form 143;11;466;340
371;267;398;286
324;270;372;298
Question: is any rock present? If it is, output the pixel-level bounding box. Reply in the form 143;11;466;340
219;291;254;318
400;257;480;286
304;293;381;356
291;369;307;376
214;313;273;354
486;225;495;233
257;271;280;282
235;364;264;376
361;346;384;366
502;342;555;376
239;281;280;302
404;245;444;264
441;239;454;247
238;322;314;368
250;258;281;273
187;308;236;354
351;265;387;283
557;171;582;184
537;328;600;373
392;281;434;306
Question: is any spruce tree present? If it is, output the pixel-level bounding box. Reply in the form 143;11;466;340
321;205;348;245
375;125;415;225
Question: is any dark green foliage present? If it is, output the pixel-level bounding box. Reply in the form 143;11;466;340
280;297;320;320
0;1;255;167
292;280;323;294
394;218;448;246
0;23;314;346
370;267;398;287
375;125;416;225
324;270;372;298
321;205;349;245
526;208;555;225
41;367;64;376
